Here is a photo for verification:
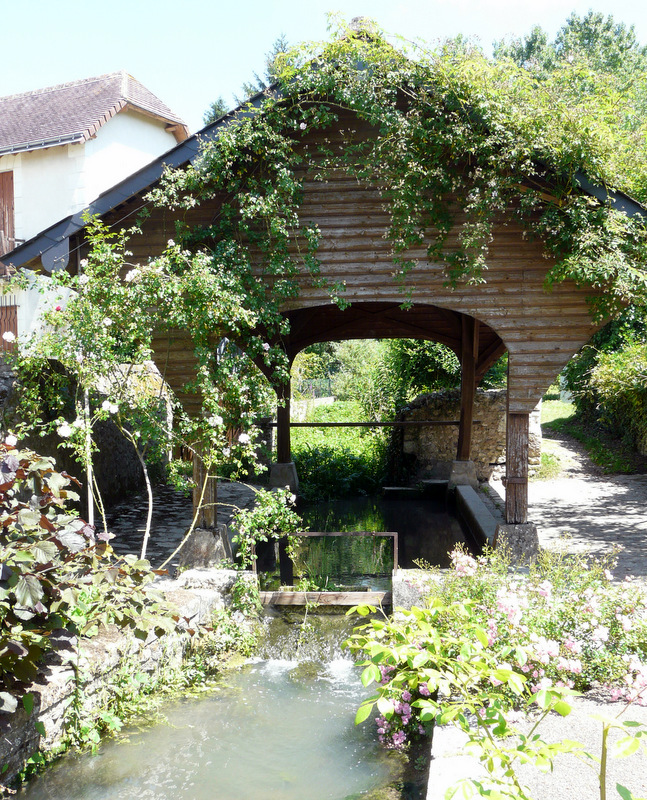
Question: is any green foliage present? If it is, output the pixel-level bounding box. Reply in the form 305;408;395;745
291;401;387;501
533;449;562;481
375;340;461;414
330;340;387;410
559;304;647;461
203;97;230;125
0;443;177;713
229;573;263;617
588;342;647;453
231;487;302;568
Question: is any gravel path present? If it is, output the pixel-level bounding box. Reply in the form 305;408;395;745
488;431;647;580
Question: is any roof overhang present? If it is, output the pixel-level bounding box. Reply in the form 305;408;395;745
0;133;85;157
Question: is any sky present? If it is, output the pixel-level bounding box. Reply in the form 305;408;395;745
2;0;647;134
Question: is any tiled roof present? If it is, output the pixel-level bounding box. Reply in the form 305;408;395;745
0;71;189;155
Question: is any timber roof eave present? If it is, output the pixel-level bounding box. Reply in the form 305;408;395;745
4;82;647;271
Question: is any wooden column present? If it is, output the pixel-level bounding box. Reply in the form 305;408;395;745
276;379;291;464
192;445;217;528
457;315;478;461
505;412;529;524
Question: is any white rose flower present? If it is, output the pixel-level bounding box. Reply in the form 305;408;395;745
101;400;111;412
2;331;16;342
238;433;251;444
124;269;139;283
208;414;224;427
102;317;113;327
109;403;118;414
57;422;73;438
4;434;17;447
262;342;270;351
78;274;89;285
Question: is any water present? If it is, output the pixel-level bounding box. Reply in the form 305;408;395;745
300;495;470;570
107;487;470;577
19;617;411;800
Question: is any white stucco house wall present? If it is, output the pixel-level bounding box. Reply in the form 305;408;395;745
0;71;189;347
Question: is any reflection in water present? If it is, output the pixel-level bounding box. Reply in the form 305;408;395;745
299;495;469;571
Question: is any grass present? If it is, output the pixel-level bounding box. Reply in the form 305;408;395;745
532;447;562;481
541;398;637;475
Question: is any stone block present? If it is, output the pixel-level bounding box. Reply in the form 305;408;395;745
269;461;299;494
448;460;478;490
396;389;542;481
176;525;231;570
493;523;539;563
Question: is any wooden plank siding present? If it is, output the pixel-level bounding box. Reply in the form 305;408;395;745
56;109;602;416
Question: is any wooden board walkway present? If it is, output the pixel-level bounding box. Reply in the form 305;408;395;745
259;591;391;607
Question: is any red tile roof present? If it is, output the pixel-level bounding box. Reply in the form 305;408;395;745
0;71;189;155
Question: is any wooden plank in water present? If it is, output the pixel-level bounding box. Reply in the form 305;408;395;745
259;591;391;607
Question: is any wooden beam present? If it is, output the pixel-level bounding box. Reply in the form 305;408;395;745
259;591;392;607
276;379;291;463
192;443;217;528
268;420;480;428
475;338;507;384
457;314;478;461
505;412;529;524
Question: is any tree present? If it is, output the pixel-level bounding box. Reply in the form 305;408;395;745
203;97;229;126
237;33;290;102
202;34;289;125
494;12;647;76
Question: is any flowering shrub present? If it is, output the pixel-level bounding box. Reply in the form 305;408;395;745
373;665;429;749
346;545;647;798
436;546;647;699
231;487;302;568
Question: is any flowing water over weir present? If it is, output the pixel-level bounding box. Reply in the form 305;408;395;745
19;616;426;800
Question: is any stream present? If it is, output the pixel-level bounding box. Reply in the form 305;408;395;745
19;616;425;800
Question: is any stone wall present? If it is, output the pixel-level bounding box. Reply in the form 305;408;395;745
0;569;251;787
397;389;541;481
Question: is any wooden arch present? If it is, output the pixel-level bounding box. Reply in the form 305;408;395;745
270;301;505;466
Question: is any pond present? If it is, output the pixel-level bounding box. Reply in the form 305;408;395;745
109;487;473;580
19;617;426;800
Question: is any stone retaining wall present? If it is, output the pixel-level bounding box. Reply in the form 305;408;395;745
0;569;251;787
397;389;541;481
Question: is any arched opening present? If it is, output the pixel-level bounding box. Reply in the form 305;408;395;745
267;301;506;478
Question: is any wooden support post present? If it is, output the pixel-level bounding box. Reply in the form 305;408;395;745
276;379;291;464
278;537;294;586
192;444;217;528
457;315;478;461
505;412;529;524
